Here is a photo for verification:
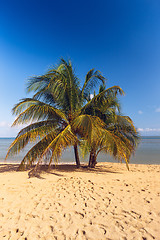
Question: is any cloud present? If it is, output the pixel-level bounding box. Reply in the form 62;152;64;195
138;128;160;132
0;121;28;137
0;121;10;127
90;94;94;99
155;108;160;112
138;110;143;114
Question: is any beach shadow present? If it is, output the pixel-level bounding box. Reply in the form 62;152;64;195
0;164;20;173
0;163;123;177
46;164;123;175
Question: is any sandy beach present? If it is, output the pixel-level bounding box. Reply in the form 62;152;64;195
0;162;160;240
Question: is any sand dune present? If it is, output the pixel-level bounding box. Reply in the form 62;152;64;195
0;162;160;240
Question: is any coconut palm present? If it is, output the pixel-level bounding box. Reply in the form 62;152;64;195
6;59;107;169
73;84;139;169
6;58;138;171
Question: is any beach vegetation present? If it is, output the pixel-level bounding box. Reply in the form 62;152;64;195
6;58;139;171
73;83;139;169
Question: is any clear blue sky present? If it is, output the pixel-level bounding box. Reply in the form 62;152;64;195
0;0;160;137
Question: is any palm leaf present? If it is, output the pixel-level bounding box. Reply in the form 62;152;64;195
26;75;50;93
81;69;106;98
81;86;124;114
72;114;106;145
5;123;59;159
12;99;68;125
16;120;58;137
20;131;61;166
35;124;77;167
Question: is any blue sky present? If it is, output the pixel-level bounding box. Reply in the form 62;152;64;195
0;0;160;137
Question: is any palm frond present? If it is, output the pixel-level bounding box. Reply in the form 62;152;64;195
81;86;124;114
27;75;50;93
12;98;68;125
95;129;132;169
36;124;77;166
21;132;59;166
79;140;90;159
81;69;106;98
72;114;105;145
45;59;82;115
6;123;59;159
16;120;58;137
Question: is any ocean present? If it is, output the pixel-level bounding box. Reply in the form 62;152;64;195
0;137;160;165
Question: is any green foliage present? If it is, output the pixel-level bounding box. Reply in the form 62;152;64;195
6;58;139;170
78;83;139;168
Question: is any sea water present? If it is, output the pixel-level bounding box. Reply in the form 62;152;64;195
0;137;160;165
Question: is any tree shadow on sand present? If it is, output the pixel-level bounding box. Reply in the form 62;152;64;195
48;164;123;175
0;164;20;173
0;163;123;177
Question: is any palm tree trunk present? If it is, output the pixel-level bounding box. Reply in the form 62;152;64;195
88;149;97;168
88;150;93;167
92;153;97;167
74;143;80;168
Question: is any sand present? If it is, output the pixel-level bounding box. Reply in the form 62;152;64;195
0;162;160;240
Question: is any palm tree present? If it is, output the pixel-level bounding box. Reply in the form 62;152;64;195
6;59;106;170
72;84;139;169
6;58;138;171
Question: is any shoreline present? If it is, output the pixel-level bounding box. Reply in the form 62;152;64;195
0;160;160;166
0;162;160;239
